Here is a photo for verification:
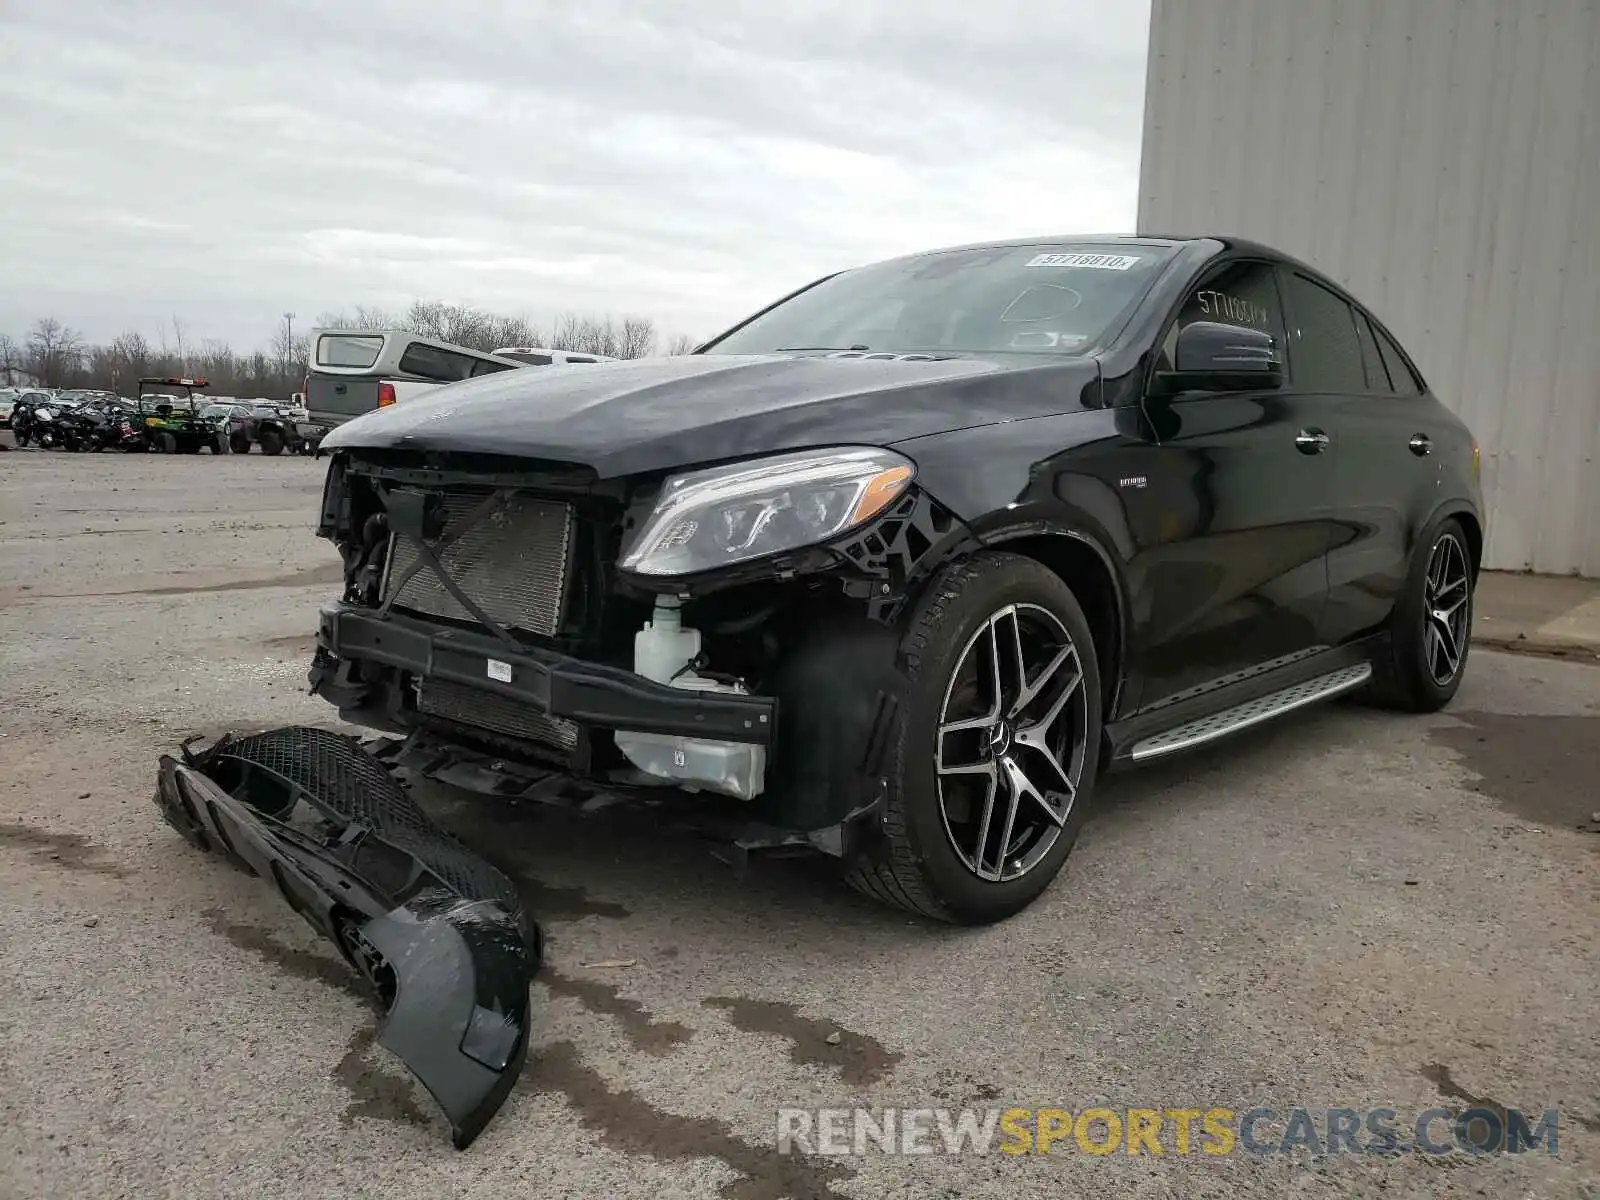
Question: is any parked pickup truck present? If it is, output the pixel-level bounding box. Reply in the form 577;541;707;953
305;330;526;429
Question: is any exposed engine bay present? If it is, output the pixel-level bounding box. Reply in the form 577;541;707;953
308;448;969;846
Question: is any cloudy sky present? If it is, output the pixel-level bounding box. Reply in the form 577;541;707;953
0;0;1151;352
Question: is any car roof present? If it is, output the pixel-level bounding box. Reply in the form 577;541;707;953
868;231;1323;270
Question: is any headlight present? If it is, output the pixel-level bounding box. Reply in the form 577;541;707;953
620;446;915;577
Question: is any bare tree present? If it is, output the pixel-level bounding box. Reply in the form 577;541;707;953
198;339;238;392
26;318;87;387
169;315;189;374
618;316;657;359
315;305;399;330
0;334;23;383
111;331;153;385
664;333;698;356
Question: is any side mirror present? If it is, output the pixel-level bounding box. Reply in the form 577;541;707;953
1154;321;1284;394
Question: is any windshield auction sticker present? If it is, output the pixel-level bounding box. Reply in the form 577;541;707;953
1025;252;1143;270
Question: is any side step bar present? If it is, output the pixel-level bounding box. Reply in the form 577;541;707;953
1128;662;1374;763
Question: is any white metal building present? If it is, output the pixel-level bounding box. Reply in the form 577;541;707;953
1137;0;1600;576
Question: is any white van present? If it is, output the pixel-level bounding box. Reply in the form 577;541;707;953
306;329;525;428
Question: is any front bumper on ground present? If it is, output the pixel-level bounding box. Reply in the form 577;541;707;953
155;725;538;1149
312;601;777;745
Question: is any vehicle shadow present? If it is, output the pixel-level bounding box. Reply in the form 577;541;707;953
413;696;1392;945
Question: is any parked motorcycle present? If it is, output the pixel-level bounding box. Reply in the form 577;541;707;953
60;401;143;451
9;397;45;446
26;402;66;448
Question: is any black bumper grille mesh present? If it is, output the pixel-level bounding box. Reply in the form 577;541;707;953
213;726;524;920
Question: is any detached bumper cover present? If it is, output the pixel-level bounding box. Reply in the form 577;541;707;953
155;725;537;1149
313;601;777;745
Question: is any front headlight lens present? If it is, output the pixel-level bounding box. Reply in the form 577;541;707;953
620;446;915;577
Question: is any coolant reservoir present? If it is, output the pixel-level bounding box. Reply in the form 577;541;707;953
614;597;767;801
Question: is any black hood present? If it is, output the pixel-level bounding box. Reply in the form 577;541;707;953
321;353;1099;477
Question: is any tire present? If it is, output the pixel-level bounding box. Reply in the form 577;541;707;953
257;427;284;456
844;551;1103;924
1365;516;1475;712
229;431;252;455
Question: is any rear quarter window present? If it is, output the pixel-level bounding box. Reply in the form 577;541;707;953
317;334;383;369
1373;324;1422;394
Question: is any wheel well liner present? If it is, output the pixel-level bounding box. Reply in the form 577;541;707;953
1429;501;1484;581
971;530;1126;717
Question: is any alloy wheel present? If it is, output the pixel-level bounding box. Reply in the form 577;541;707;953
1423;533;1471;686
935;603;1090;883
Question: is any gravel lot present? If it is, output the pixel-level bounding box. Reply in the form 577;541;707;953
1;446;1596;1199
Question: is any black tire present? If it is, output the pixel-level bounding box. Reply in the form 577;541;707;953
156;432;178;454
1365;516;1475;712
257;426;284;456
229;431;252;454
844;551;1103;924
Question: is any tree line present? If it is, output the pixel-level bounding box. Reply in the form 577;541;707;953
2;303;697;398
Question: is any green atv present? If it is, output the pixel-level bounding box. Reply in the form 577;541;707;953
135;377;226;455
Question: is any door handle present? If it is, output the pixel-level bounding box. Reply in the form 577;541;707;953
1408;433;1432;456
1295;428;1331;455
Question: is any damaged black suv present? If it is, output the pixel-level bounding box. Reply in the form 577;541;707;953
311;235;1484;924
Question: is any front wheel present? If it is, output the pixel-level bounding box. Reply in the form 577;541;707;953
1365;516;1475;712
257;427;284;456
229;431;252;454
845;552;1102;924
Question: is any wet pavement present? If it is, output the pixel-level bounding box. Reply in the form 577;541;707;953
1;448;1597;1198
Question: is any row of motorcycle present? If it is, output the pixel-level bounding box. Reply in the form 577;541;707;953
10;396;145;451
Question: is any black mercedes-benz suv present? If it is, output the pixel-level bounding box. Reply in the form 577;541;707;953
310;234;1483;924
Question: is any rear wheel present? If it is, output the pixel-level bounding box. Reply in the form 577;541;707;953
845;552;1101;924
257;426;284;456
1365;516;1474;712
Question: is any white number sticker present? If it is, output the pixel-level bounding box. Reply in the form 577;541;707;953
486;658;513;683
1024;252;1142;270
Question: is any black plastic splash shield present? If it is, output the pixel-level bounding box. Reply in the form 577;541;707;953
154;725;538;1149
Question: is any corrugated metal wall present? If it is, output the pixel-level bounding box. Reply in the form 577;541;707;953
1138;0;1600;576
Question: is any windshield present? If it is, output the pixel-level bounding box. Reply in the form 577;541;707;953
703;243;1174;358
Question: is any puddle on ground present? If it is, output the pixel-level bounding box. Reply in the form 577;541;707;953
703;996;903;1087
1430;712;1600;845
532;1039;856;1200
542;968;694;1055
333;1027;430;1130
200;907;364;999
0;823;131;878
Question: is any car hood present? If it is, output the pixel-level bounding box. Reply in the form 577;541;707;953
321;353;1099;477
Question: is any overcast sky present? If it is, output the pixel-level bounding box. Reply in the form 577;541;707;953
0;0;1151;352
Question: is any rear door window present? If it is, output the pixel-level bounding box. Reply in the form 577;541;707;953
1282;273;1366;392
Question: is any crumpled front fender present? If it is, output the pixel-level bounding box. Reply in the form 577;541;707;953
155;725;539;1148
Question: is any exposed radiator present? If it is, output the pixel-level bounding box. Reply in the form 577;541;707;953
417;678;581;752
381;493;573;637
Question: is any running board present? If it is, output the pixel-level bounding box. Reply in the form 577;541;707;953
1128;662;1373;762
